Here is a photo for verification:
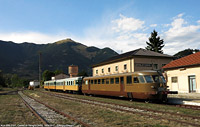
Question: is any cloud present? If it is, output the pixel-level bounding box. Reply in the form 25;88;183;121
150;24;157;27
1;13;200;56
0;32;69;44
163;13;200;54
111;14;145;33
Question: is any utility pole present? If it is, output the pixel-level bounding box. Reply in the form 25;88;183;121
39;52;42;88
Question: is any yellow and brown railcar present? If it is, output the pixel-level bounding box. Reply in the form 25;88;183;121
82;71;168;101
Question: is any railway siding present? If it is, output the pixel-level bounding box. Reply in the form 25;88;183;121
18;91;78;126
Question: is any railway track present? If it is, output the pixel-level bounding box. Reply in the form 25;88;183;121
41;91;200;127
18;91;91;127
174;104;200;110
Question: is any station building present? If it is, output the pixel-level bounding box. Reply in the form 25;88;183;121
163;51;200;93
92;48;173;76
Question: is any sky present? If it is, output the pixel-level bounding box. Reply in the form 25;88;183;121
0;0;200;55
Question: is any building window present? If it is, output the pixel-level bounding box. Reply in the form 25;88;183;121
124;64;127;70
96;70;98;74
102;68;104;73
172;77;178;83
115;66;118;71
153;64;158;69
108;67;110;72
162;64;166;67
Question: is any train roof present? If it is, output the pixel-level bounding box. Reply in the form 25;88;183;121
44;76;83;82
84;70;160;79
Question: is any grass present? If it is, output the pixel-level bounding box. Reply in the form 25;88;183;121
39;88;200;117
0;87;18;93
24;90;177;127
0;91;41;125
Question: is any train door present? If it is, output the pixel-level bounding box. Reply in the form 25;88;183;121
188;75;196;92
85;79;90;90
120;77;124;92
63;81;65;91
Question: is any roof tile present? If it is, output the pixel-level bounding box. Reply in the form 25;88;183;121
162;51;200;69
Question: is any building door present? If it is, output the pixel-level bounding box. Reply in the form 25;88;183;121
188;75;196;92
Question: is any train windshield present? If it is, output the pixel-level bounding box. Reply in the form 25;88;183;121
144;75;154;83
152;75;160;83
152;75;166;83
160;76;166;83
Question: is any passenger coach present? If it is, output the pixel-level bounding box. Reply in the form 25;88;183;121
82;71;168;101
44;76;83;93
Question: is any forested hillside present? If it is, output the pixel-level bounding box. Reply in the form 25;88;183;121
0;39;118;79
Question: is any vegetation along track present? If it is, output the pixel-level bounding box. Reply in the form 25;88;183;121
18;91;91;127
41;91;200;127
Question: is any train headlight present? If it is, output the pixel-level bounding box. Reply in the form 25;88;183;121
151;86;155;89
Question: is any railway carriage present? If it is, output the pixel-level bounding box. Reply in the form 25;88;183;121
44;80;56;90
44;76;83;93
82;71;168;101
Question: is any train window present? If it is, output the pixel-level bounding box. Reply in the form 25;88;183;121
91;80;93;84
98;79;101;84
144;75;153;83
126;76;132;84
83;80;85;85
152;75;160;83
71;81;73;85
102;79;105;84
115;77;119;84
133;76;139;83
94;79;97;84
85;80;88;85
110;78;114;84
138;76;145;83
106;78;109;84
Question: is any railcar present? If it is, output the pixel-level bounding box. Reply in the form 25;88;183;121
44;76;83;93
82;71;168;101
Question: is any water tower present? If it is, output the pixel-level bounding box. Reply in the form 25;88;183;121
68;65;78;77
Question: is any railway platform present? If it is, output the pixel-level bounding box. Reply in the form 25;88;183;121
168;93;200;106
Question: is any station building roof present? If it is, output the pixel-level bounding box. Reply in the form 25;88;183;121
162;51;200;70
93;48;173;67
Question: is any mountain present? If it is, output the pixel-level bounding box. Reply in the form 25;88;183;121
0;39;118;79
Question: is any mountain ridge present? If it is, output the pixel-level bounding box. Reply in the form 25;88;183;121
0;39;118;79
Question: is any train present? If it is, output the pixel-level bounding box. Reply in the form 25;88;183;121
44;70;170;101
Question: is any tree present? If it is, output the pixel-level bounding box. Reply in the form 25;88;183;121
54;69;64;75
174;48;200;59
0;70;5;87
42;70;55;81
146;30;164;54
78;70;88;76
